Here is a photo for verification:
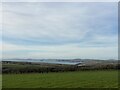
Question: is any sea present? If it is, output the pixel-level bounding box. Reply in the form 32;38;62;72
2;59;82;65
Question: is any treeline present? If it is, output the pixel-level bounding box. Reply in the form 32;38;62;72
2;61;120;74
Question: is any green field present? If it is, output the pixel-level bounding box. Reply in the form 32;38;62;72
0;74;2;90
2;70;118;88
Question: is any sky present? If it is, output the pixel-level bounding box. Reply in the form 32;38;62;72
1;2;118;60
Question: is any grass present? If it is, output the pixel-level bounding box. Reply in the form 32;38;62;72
0;74;2;89
2;70;118;88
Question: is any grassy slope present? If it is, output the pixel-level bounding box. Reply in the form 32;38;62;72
3;70;118;88
0;75;1;89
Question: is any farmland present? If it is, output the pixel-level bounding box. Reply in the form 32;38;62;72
2;61;119;88
2;61;119;74
2;70;118;88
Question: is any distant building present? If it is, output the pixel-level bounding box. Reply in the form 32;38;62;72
75;62;85;66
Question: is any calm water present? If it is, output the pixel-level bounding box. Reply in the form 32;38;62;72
3;59;82;65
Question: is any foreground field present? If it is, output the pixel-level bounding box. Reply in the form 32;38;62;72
0;74;2;89
3;70;118;88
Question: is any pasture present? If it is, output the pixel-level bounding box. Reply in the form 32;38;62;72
2;70;118;88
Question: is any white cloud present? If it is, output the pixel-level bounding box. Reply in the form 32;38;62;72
2;2;118;59
3;3;90;41
2;42;118;59
2;0;119;2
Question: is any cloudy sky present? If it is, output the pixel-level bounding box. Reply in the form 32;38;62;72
2;2;118;59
